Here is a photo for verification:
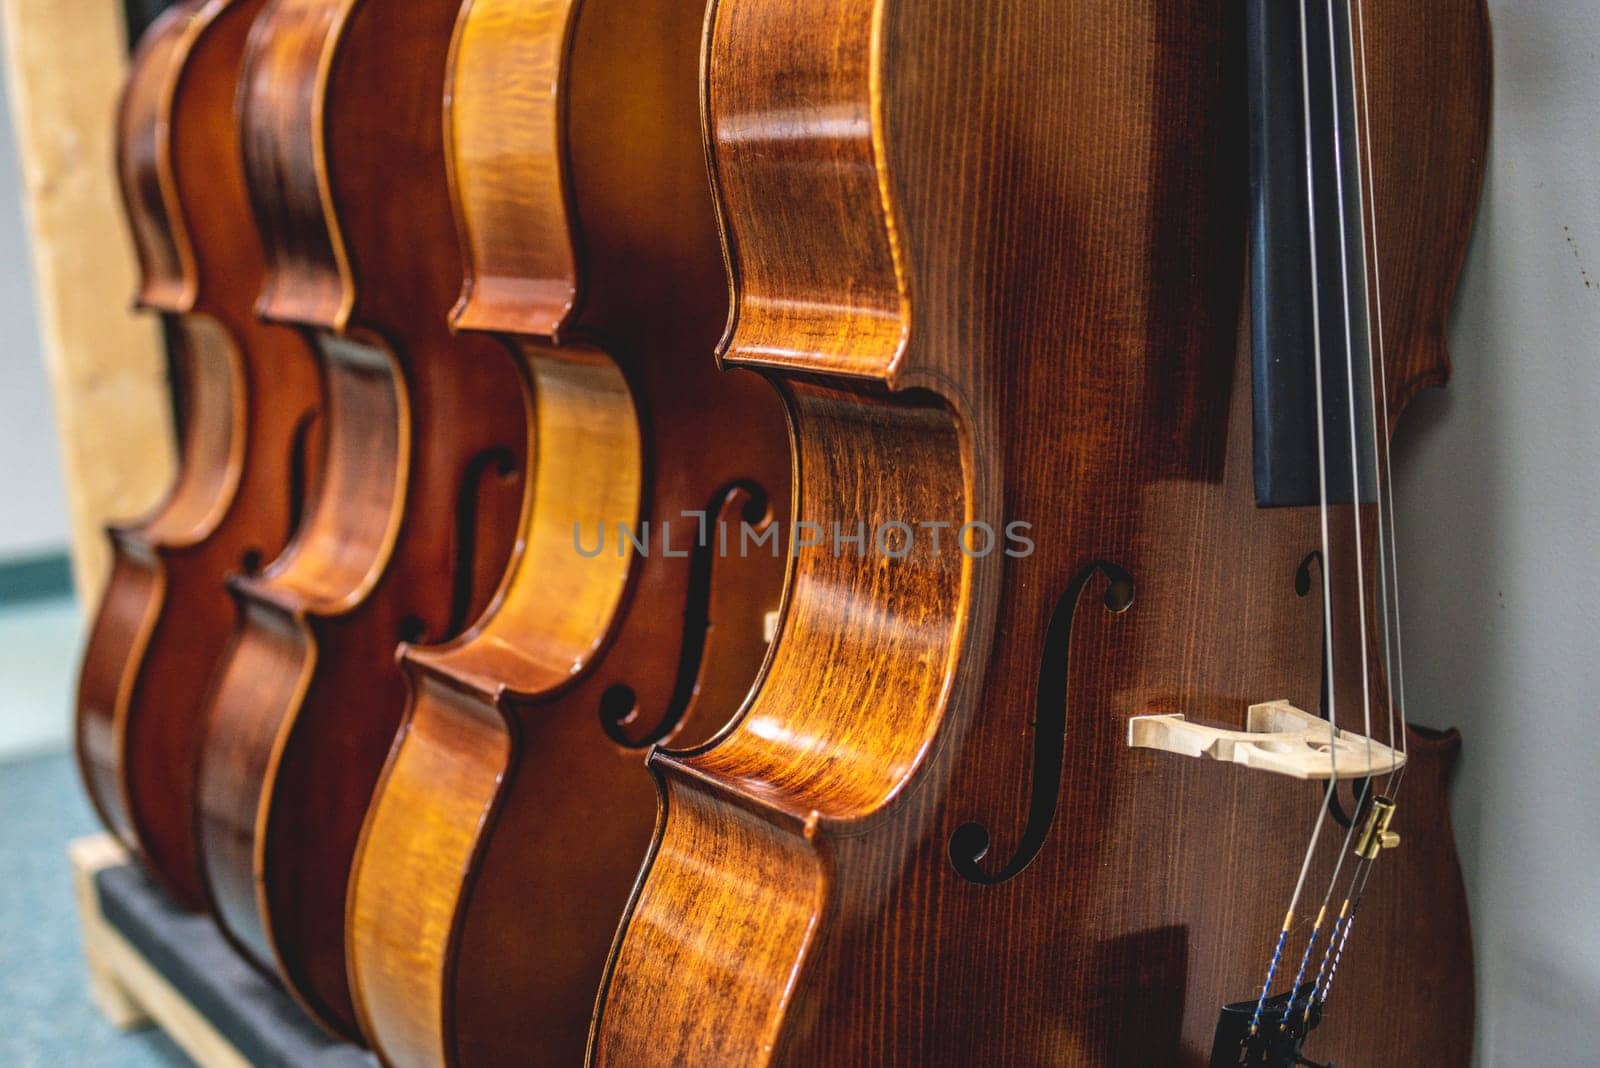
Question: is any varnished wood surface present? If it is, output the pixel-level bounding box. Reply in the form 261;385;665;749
76;0;323;911
592;0;1489;1064
343;0;792;1063
193;0;528;1039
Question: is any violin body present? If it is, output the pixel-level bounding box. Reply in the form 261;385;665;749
592;0;1488;1064
194;0;526;1037
345;0;790;1063
77;0;322;911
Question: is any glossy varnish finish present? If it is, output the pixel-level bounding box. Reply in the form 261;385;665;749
344;0;792;1063
193;0;527;1038
76;0;322;911
592;0;1489;1064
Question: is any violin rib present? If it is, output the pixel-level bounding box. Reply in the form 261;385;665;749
76;0;324;911
592;0;1489;1064
343;0;792;1062
193;0;528;1038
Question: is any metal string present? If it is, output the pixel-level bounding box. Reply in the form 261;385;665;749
1248;0;1345;1034
1352;0;1412;781
1251;0;1423;1031
1317;0;1417;1008
1283;0;1384;1023
1322;0;1377;801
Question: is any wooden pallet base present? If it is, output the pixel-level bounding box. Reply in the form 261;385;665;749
70;834;252;1066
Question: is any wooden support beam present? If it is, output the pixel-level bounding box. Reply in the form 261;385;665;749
0;0;174;605
70;834;252;1067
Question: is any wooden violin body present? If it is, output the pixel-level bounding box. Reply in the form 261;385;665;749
592;0;1488;1064
345;0;790;1063
193;0;527;1037
77;0;322;911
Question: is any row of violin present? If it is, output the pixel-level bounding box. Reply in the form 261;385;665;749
77;0;1490;1064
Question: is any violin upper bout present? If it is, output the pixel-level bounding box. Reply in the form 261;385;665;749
445;0;582;338
238;0;355;329
1368;0;1492;423
707;0;909;384
117;2;207;313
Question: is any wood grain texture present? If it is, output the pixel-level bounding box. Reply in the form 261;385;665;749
591;0;1489;1064
194;0;529;1039
344;0;792;1063
0;0;172;600
75;0;325;911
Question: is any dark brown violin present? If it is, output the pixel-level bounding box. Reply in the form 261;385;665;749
593;0;1487;1064
193;0;527;1038
345;0;791;1063
76;0;322;911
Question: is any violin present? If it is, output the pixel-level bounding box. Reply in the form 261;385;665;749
344;0;790;1062
77;0;323;912
592;0;1487;1064
193;0;527;1037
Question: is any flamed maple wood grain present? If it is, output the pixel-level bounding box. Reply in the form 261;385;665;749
592;0;1488;1064
75;0;324;912
344;0;792;1063
193;0;528;1039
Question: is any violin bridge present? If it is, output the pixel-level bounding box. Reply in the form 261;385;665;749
1127;700;1406;781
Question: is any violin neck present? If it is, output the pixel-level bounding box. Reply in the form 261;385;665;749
1249;0;1380;510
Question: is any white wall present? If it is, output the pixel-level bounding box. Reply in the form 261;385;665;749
0;18;69;564
1394;4;1600;1065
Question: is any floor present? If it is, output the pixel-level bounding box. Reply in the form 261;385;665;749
0;593;189;1066
0;592;82;757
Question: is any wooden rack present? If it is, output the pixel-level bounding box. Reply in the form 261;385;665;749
70;834;376;1068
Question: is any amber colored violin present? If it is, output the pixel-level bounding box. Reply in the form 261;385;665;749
593;0;1488;1064
77;0;323;912
193;0;527;1038
345;0;791;1062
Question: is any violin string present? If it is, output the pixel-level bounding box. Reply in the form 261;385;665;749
1353;0;1412;785
1336;0;1402;778
1316;882;1364;1007
1317;0;1410;1010
1321;0;1378;870
1286;0;1344;915
1284;0;1383;1023
1317;853;1376;1007
1324;0;1376;794
1248;0;1345;1034
1344;0;1408;783
1319;815;1387;1008
1343;0;1405;796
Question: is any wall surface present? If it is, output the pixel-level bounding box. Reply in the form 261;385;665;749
0;19;68;563
1394;3;1600;1065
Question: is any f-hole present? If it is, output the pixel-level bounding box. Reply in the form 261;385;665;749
239;406;323;579
949;560;1134;886
444;446;519;639
1297;549;1364;830
600;480;770;749
286;406;321;545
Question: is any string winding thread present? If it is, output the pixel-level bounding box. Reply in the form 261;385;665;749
1248;915;1294;1035
1318;900;1362;1007
1307;901;1349;1019
1281;906;1327;1027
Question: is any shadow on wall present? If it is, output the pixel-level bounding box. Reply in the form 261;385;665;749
1390;2;1600;1064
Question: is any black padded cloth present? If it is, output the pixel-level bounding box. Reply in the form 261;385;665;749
94;863;379;1067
